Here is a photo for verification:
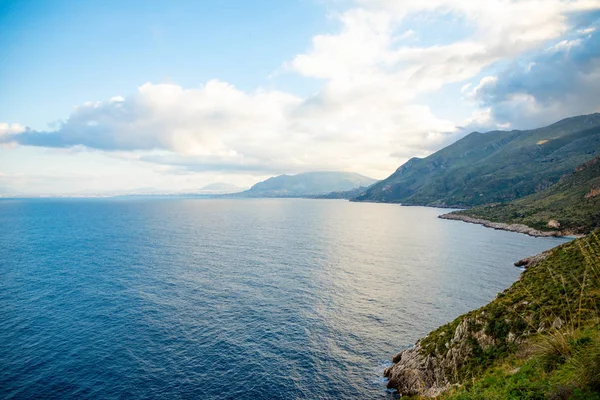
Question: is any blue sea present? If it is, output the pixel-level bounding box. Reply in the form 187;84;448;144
0;198;568;399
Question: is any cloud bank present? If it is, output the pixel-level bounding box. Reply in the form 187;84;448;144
3;0;600;182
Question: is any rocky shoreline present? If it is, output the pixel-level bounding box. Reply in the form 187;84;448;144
383;214;582;397
383;341;449;398
438;213;566;237
382;244;557;398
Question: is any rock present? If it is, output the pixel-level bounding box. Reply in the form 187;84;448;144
384;317;498;397
514;259;528;267
514;251;551;268
547;219;561;229
383;342;449;397
474;329;495;350
585;186;600;199
392;352;403;363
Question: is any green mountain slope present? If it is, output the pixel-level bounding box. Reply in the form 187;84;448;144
233;171;377;198
310;185;374;199
449;157;600;235
385;231;600;399
355;113;600;207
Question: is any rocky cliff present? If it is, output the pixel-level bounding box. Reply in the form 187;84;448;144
384;232;600;398
384;315;498;397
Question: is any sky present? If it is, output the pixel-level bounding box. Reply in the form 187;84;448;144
1;0;600;196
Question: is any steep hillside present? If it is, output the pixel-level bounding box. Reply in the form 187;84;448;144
385;231;600;398
355;113;600;207
445;157;600;235
232;171;376;198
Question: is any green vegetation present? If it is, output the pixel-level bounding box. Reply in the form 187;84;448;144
451;157;600;234
409;231;600;399
355;113;600;207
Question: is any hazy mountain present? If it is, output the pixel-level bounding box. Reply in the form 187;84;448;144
354;113;600;207
197;182;246;194
233;171;377;198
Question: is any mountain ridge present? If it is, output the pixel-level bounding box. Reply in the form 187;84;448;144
354;113;600;207
230;171;377;198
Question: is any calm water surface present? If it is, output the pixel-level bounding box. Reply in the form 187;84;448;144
0;199;568;399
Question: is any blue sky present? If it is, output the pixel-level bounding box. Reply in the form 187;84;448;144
0;0;331;128
1;0;599;196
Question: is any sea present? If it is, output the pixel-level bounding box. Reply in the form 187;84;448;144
0;198;569;399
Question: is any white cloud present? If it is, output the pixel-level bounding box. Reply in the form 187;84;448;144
0;122;25;149
0;122;25;136
4;77;458;179
3;0;600;191
464;76;498;102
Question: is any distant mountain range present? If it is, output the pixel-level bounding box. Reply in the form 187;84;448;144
197;182;246;194
354;113;600;207
230;171;377;198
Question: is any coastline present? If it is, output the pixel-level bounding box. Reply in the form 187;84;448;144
438;212;568;237
383;232;599;398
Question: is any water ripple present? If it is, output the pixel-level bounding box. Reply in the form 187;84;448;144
0;198;568;399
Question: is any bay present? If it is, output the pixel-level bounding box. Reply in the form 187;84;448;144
0;199;568;399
